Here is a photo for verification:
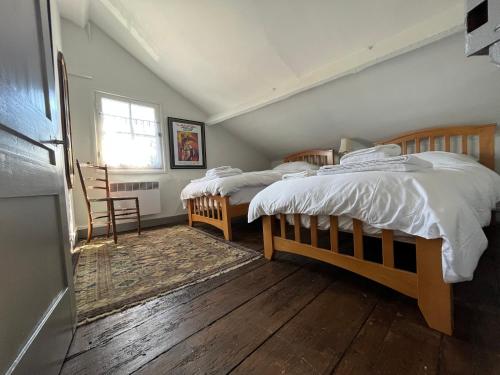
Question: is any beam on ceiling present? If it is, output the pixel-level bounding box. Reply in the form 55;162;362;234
58;0;90;28
207;3;464;125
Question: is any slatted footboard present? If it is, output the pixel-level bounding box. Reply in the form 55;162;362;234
188;195;248;241
262;214;453;335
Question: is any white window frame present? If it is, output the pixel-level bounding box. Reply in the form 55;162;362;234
94;91;166;173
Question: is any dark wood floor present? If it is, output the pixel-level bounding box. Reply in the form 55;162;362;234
62;218;500;374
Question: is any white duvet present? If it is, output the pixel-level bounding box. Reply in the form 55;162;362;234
180;170;283;207
248;152;500;283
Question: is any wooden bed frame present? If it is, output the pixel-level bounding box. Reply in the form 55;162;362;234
187;149;334;240
262;124;496;335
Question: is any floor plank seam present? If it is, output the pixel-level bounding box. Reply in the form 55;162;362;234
65;259;269;361
225;279;336;375
329;300;379;375
128;264;305;375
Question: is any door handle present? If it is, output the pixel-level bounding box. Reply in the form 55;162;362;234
41;139;65;146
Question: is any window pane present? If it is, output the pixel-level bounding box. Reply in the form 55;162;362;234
98;94;163;170
133;135;162;169
132;118;158;136
131;103;155;121
101;133;134;168
131;103;157;136
101;97;129;117
102;114;131;134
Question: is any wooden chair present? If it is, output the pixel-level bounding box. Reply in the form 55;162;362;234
76;160;141;244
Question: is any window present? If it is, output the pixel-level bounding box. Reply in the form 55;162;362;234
96;92;163;170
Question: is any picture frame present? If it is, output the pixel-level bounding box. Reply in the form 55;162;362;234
167;117;207;169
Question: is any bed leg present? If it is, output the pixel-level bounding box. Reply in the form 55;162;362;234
188;199;194;227
263;216;275;260
221;196;232;241
416;237;453;335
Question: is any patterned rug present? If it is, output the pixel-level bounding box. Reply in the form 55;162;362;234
74;225;261;323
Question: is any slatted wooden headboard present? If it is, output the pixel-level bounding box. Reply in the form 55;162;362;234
283;149;334;166
376;124;496;170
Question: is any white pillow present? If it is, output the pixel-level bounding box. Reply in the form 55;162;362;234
273;161;320;172
414;151;479;167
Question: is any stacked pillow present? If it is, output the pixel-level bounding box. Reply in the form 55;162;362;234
273;161;320;172
340;144;401;165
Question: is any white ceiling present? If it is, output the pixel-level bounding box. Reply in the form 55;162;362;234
58;0;464;124
58;0;89;28
219;33;500;160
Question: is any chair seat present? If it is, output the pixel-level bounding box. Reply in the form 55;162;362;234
92;212;137;220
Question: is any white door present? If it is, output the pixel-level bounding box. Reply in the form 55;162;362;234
0;1;75;373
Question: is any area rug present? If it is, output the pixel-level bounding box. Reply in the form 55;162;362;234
74;225;261;323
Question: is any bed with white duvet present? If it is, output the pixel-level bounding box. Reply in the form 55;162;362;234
249;152;500;283
181;170;284;206
181;150;333;241
180;161;320;206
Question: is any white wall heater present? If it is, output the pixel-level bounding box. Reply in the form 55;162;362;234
109;181;161;216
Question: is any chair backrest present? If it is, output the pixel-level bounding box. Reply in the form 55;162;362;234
76;160;110;206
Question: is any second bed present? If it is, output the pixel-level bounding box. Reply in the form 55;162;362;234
181;149;334;240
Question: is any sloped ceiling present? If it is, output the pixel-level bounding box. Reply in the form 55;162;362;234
58;0;89;28
219;33;500;160
58;0;464;124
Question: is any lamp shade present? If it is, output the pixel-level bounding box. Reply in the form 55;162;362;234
339;138;352;154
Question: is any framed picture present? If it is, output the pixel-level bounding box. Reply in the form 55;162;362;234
57;51;74;188
167;117;207;169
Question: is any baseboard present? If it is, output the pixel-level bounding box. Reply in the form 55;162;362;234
76;214;188;241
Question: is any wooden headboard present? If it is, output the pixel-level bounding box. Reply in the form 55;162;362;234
283;149;334;166
376;124;496;170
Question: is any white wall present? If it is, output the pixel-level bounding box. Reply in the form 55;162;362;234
220;33;500;171
61;20;269;231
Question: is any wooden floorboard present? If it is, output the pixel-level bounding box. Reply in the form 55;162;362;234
333;296;442;375
67;257;267;358
64;221;500;375
62;260;300;374
134;266;332;374
368;318;441;374
230;281;377;375
440;335;500;375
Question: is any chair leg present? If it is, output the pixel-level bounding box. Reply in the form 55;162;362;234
135;198;141;235
110;200;118;244
86;222;93;244
106;201;111;238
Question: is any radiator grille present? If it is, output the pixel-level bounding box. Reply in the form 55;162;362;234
110;181;159;192
109;181;161;216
